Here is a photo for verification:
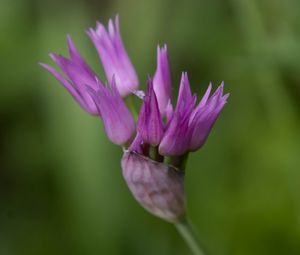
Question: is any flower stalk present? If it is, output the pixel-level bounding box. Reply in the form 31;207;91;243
175;218;207;255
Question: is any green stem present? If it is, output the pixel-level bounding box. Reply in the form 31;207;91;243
175;218;206;255
164;153;189;171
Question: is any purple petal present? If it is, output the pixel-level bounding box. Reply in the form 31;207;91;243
165;99;174;124
158;72;198;156
87;77;135;145
39;62;97;114
87;15;139;97
188;82;229;151
137;78;164;146
48;53;99;114
189;83;212;123
128;133;143;154
41;35;101;115
153;45;172;116
175;72;194;112
66;35;97;80
159;112;192;156
198;82;212;108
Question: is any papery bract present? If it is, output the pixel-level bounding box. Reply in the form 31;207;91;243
122;151;185;222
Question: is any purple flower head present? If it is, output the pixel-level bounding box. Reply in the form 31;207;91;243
40;35;99;115
87;15;138;97
87;77;135;145
153;45;172;116
137;78;164;146
41;15;229;224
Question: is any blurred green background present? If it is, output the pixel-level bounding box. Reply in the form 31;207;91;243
1;0;300;254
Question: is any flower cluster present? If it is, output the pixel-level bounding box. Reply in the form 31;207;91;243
41;15;229;222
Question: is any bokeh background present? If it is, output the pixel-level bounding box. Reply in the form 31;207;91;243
1;0;300;254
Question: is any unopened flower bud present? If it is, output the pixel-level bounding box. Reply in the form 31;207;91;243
121;150;185;222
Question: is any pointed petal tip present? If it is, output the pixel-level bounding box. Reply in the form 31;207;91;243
49;52;58;60
49;53;60;63
207;82;212;90
66;34;78;58
38;62;47;68
218;81;225;92
39;61;55;70
86;28;94;35
182;71;189;80
180;71;189;84
108;18;114;31
95;21;102;27
213;82;224;97
223;93;230;101
115;14;119;24
95;21;106;35
147;75;153;83
66;34;75;49
39;62;56;74
146;77;154;94
66;34;72;42
157;44;168;52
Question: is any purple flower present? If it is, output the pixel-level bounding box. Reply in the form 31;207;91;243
87;15;138;97
153;45;172;116
40;35;99;115
87;77;135;145
137;78;164;146
41;15;229;224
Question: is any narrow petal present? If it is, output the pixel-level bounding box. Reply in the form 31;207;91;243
50;53;97;91
87;77;135;145
41;35;100;115
188;83;229;151
49;53;99;114
159;72;196;156
189;83;212;123
67;35;97;80
153;45;172;116
137;78;164;146
39;62;96;114
198;82;212;108
128;133;143;154
159;113;192;156
175;72;193;112
165;99;174;124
